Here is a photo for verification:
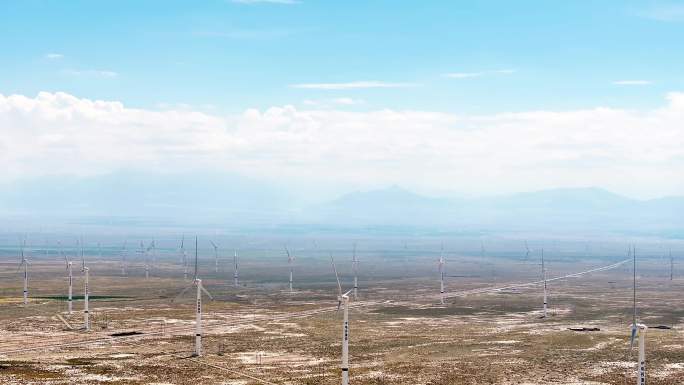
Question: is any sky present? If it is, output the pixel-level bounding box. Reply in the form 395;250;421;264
1;1;684;200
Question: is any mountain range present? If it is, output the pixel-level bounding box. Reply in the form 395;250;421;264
1;173;682;237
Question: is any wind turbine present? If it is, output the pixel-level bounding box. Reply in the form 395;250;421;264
120;241;128;277
147;239;156;277
629;245;647;385
438;245;445;305
151;238;157;268
403;240;409;279
140;241;150;279
78;237;85;272
174;236;213;357
524;241;531;261
541;248;548;318
233;249;239;288
180;236;189;281
352;243;359;300
210;240;219;274
82;256;90;331
17;239;29;305
331;255;353;385
59;241;74;314
285;246;295;293
669;248;674;281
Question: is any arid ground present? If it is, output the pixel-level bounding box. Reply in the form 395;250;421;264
0;239;681;384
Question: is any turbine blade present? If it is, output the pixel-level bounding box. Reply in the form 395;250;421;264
201;285;214;300
172;285;194;302
330;255;342;296
194;236;198;280
629;326;637;350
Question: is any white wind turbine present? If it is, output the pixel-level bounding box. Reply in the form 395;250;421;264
352;244;359;300
285;246;295;293
148;239;156;277
140;241;150;279
151;238;157;269
438;245;446;305
403;240;409;278
59;242;74;314
629;245;647;385
82;256;91;331
180;236;189;281
174;236;213;357
541;248;548;318
120;241;128;277
331;255;353;385
629;245;646;383
210;240;219;274
233;249;239;288
17;239;29;305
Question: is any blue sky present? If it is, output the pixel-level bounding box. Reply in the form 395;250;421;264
2;1;684;114
1;1;684;200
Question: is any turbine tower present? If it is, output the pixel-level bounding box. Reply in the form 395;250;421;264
541;248;548;318
120;241;128;277
59;241;74;314
286;246;295;293
174;236;213;357
180;235;189;281
629;245;647;385
438;245;445;305
82;261;90;331
331;255;352;385
17;239;29;305
140;241;149;279
144;240;156;278
233;249;239;288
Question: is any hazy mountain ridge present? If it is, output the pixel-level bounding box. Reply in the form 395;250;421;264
1;174;682;236
318;186;684;234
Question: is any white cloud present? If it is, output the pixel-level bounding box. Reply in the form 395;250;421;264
332;97;364;105
444;72;483;79
44;53;64;60
62;69;118;78
613;80;652;86
1;91;683;198
291;81;417;90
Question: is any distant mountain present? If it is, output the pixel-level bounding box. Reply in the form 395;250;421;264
329;185;447;209
0;171;291;223
484;187;635;211
1;175;682;236
316;185;457;226
312;186;684;235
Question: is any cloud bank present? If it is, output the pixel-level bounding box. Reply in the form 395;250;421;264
1;91;683;198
